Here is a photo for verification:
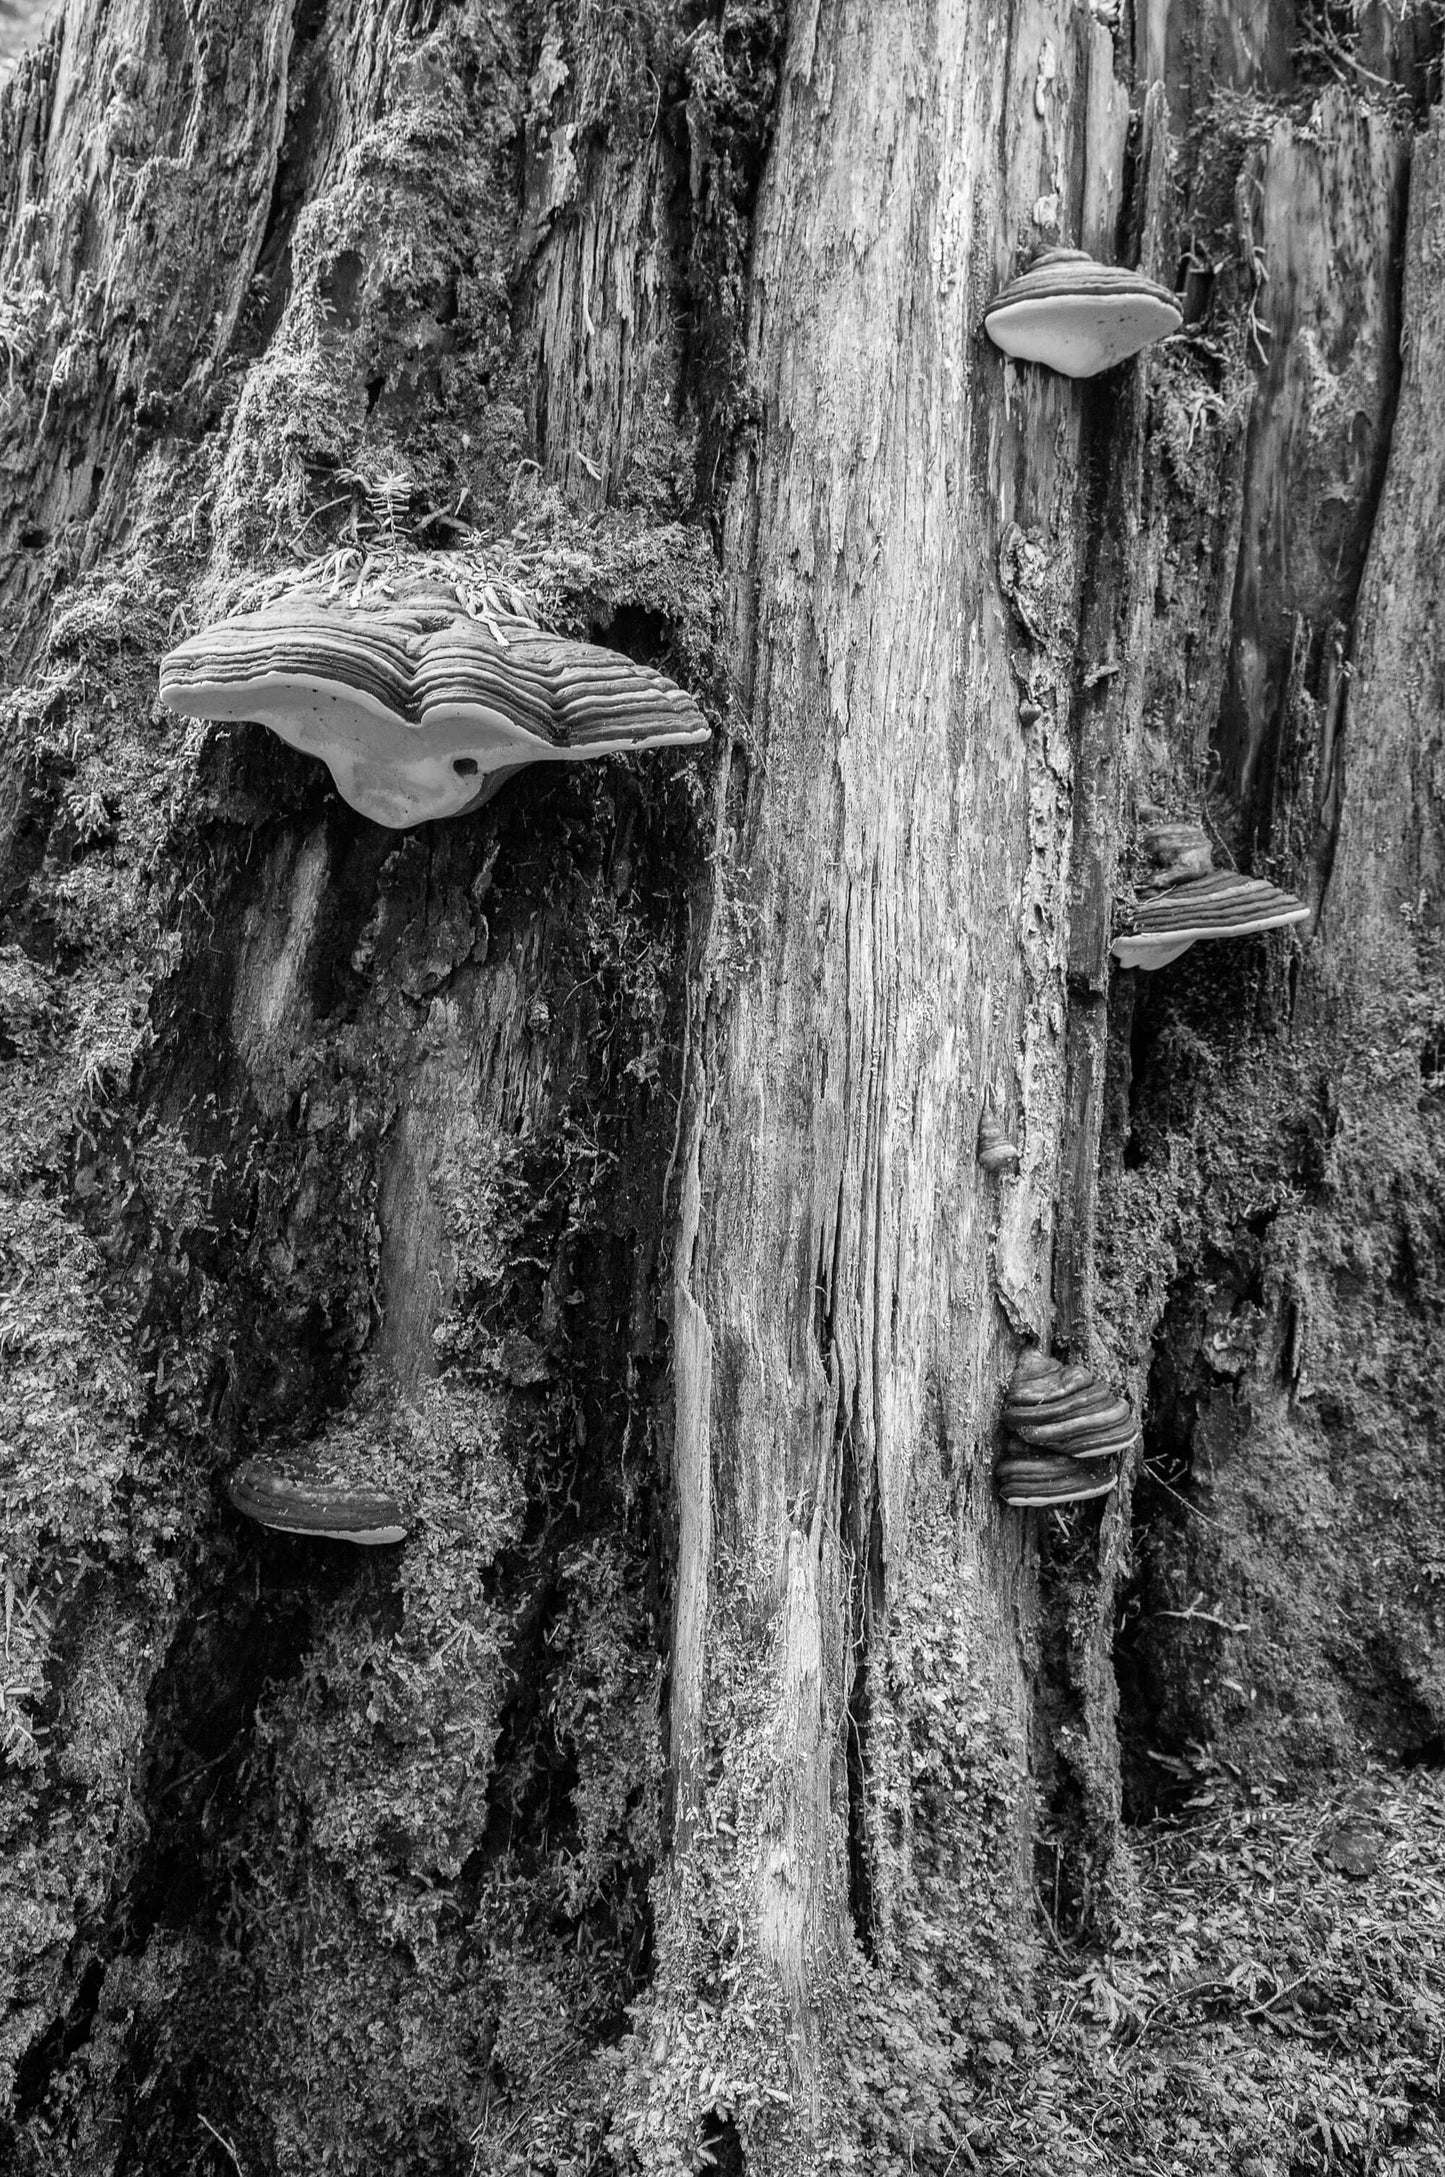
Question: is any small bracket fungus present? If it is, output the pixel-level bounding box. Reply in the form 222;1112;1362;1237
994;1453;1118;1508
977;1107;1021;1175
983;248;1182;378
229;1454;408;1545
1140;820;1214;889
159;576;711;829
994;1348;1139;1509
1111;870;1309;971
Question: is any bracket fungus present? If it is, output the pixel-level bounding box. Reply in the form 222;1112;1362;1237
229;1453;408;1545
994;1348;1139;1508
977;1108;1021;1175
994;1453;1118;1509
159;576;710;829
983;248;1182;378
1140;820;1215;889
1112;870;1309;971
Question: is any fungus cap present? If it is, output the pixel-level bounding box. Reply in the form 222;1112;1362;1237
978;1109;1020;1174
994;1453;1118;1508
1112;871;1309;971
1003;1353;1096;1411
1005;1405;1138;1460
229;1454;407;1545
1001;1350;1140;1460
1003;1347;1065;1399
1141;821;1214;889
159;578;710;829
983;249;1182;378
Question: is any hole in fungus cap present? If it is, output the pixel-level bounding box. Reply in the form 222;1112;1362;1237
159;572;710;829
983;248;1182;378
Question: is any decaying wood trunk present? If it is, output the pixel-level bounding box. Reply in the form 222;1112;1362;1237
1;0;1442;2172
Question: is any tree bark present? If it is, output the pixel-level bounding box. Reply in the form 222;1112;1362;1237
1;1;1442;2173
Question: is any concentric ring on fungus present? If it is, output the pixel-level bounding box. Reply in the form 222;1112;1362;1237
994;1454;1119;1508
982;248;1182;378
228;1455;408;1545
994;1348;1140;1507
1111;870;1310;971
1140;820;1214;889
159;577;711;829
977;1108;1021;1174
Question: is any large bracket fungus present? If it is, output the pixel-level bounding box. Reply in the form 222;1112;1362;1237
983;248;1182;378
1112;824;1310;970
159;576;711;829
229;1453;408;1545
994;1348;1139;1508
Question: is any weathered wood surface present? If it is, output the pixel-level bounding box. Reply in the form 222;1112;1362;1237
1099;70;1445;1835
1119;98;1445;1780
664;0;1156;2137
0;10;705;2169
1052;83;1169;1361
0;0;292;643
1326;112;1445;971
525;92;675;509
1217;99;1407;840
1;0;1443;2170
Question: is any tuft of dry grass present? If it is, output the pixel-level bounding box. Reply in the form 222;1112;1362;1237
967;1763;1445;2175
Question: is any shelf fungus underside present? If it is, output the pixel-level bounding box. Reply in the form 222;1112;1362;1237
983;250;1182;378
229;1456;408;1545
1112;871;1310;970
159;581;711;828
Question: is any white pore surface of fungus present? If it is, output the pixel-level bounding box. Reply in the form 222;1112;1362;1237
248;1507;408;1545
159;579;711;829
